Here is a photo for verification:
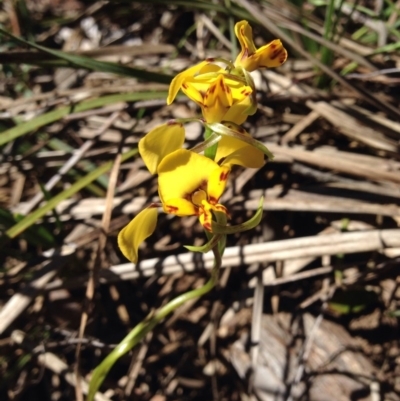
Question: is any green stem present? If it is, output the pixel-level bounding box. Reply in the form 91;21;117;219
204;126;218;160
87;244;223;401
316;0;336;88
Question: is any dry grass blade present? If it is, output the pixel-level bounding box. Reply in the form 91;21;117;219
74;151;123;401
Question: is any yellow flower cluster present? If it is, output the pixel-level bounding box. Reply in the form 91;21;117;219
118;20;287;263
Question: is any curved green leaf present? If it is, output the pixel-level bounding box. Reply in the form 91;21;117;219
211;197;264;234
184;233;222;253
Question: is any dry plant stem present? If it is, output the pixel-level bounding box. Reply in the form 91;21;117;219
75;152;122;401
44;228;400;294
37;353;112;401
124;332;153;397
0;245;76;335
11;331;111;401
287;280;336;401
88;245;223;401
266;144;400;184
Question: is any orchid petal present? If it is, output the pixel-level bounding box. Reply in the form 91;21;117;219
216;136;264;168
167;61;209;104
223;95;255;125
207;165;230;202
201;75;233;123
209;121;274;160
254;40;288;69
158;149;219;201
235;20;257;60
162;198;197;216
198;204;214;231
139;122;185;174
118;207;158;263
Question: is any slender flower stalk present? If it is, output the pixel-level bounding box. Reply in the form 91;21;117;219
88;243;223;401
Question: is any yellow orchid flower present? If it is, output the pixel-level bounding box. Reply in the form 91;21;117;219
118;149;231;263
158;149;230;231
138;119;265;175
167;61;256;125
234;20;288;72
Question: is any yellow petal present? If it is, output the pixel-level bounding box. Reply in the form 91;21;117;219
202;75;233;123
162;198;197;216
158;149;219;201
139;122;185;175
223;95;255;125
118;207;158;263
198;204;214;232
215;136;264;168
254;40;288;69
224;78;252;102
234;20;257;62
199;63;222;74
180;68;223;106
167;60;209;105
207;165;230;203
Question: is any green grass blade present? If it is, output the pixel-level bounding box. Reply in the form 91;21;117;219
0;91;168;147
3;148;138;241
48;138;109;190
316;0;336;87
0;28;173;84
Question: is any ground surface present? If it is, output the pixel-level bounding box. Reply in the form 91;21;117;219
0;1;400;400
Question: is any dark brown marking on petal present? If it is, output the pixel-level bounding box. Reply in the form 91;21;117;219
270;48;284;60
219;171;229;182
208;196;218;204
269;43;277;50
200;179;208;190
206;57;215;62
182;83;188;89
208;85;216;95
201;212;212;231
165;205;179;213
